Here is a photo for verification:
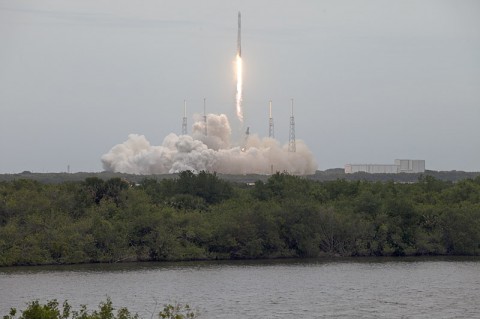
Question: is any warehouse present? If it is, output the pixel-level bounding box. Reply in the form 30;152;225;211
345;159;425;174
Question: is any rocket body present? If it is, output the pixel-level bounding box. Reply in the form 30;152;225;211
237;12;241;57
235;11;243;122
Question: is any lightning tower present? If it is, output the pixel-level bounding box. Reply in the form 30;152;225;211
182;100;187;135
203;98;207;136
268;100;274;138
288;99;296;152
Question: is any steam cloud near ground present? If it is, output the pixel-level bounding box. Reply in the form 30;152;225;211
101;114;317;175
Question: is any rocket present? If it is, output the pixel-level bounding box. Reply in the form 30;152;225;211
237;11;241;57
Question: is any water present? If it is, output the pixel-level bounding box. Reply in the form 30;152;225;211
1;257;479;318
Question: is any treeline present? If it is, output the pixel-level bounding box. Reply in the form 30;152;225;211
1;169;479;185
1;171;480;266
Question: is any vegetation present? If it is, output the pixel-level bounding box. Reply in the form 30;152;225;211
1;171;480;266
1;169;479;185
2;299;197;319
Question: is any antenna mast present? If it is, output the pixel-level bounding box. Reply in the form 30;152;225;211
182;100;188;135
288;98;296;152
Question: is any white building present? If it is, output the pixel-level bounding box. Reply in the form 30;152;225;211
395;159;425;173
345;159;425;174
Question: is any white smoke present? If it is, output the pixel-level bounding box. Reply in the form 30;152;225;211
102;114;317;175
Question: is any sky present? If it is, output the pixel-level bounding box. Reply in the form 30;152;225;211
1;0;479;173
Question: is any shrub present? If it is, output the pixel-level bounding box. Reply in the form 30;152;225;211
3;299;198;319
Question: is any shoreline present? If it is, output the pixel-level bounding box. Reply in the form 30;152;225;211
2;254;480;270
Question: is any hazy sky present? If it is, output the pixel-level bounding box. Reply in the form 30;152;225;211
1;0;479;173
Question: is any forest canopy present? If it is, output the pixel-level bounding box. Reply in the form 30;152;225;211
1;172;480;266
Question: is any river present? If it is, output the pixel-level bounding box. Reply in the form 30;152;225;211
1;257;479;318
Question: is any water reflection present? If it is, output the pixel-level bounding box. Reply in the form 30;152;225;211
1;257;479;318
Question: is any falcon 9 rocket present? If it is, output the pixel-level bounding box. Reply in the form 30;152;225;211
237;12;241;57
235;11;243;122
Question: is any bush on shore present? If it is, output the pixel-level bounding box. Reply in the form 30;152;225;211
2;298;197;319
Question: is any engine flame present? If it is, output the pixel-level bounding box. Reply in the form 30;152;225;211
235;53;243;122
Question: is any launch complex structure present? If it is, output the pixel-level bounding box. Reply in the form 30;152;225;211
178;12;297;153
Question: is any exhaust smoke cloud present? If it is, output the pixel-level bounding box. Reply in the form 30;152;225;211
101;12;316;175
101;114;317;175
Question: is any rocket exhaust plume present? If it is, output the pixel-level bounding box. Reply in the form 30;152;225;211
235;12;243;122
100;12;318;176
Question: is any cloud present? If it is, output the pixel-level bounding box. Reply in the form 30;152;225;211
102;113;317;175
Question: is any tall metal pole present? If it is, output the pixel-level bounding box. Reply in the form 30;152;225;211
203;98;207;136
182;100;188;135
288;98;296;152
268;100;274;139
